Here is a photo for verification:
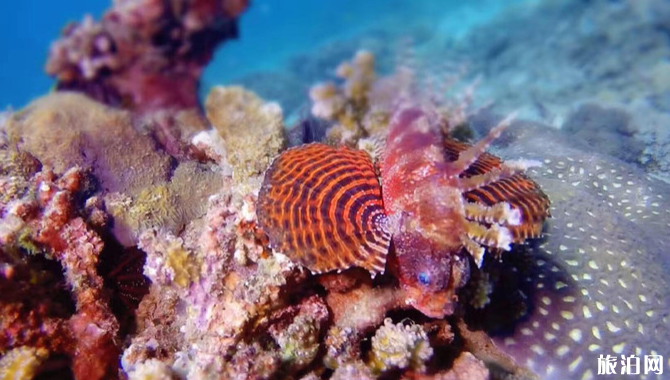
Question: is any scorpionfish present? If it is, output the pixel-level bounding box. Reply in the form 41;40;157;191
257;106;549;318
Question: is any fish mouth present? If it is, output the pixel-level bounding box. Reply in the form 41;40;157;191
403;286;457;319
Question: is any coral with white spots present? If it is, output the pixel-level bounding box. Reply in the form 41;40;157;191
466;116;670;380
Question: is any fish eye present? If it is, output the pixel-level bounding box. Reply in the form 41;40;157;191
417;272;431;285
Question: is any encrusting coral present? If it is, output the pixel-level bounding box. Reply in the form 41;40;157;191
4;92;172;194
5;92;224;247
45;0;249;113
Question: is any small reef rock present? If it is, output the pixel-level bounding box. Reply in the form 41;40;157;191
46;0;248;113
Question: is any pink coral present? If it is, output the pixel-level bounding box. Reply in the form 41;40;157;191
60;218;120;380
46;0;249;113
0;167;121;380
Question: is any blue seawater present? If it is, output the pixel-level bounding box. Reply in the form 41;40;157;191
0;0;107;108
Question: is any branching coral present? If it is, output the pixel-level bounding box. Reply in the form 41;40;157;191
309;50;383;145
45;0;248;113
61;218;120;380
268;296;329;372
309;49;480;150
369;319;433;374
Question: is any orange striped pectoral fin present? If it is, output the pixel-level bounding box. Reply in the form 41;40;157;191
465;174;550;242
257;143;391;274
444;138;550;242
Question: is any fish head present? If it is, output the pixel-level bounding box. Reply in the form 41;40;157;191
391;229;470;318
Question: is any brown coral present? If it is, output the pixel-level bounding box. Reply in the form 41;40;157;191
5;93;172;195
5;92;224;247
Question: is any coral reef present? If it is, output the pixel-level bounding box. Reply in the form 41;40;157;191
9;69;643;379
261;50;548;319
122;192;307;379
2;1;669;379
465;112;670;380
45;0;248;113
0;166;120;380
204;86;286;183
254;50;551;379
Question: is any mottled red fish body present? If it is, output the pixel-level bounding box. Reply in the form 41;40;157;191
381;107;470;317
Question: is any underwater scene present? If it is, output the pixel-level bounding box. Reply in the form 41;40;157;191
1;0;669;379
